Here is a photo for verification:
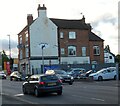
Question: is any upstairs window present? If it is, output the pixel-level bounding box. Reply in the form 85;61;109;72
82;47;86;56
68;46;76;56
61;48;65;55
19;37;22;44
60;32;64;38
93;46;100;55
69;32;76;39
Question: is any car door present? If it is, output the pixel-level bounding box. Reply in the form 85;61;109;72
26;75;39;93
101;69;109;79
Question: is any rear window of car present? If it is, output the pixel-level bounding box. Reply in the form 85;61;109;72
41;75;58;81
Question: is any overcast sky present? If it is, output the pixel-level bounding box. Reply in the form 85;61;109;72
0;0;119;58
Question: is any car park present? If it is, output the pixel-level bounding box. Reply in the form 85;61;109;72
10;71;26;81
89;67;117;81
22;74;63;97
53;70;74;85
0;71;6;79
67;68;86;79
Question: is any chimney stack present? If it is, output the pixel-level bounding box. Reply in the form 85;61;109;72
27;14;33;25
37;4;47;17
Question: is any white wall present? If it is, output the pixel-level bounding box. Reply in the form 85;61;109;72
30;13;58;57
104;52;115;63
61;57;90;64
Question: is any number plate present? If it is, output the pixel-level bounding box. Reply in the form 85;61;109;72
65;79;70;81
48;83;56;86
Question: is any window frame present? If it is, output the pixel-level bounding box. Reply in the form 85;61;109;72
93;46;100;55
69;32;76;39
68;45;76;56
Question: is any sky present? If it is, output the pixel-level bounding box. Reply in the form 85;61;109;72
0;0;119;58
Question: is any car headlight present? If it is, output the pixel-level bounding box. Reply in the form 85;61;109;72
71;76;74;79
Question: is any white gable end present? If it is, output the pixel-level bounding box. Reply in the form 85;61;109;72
30;16;58;57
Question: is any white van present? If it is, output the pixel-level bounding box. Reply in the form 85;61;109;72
89;67;116;81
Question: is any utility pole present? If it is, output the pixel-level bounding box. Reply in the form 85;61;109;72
7;35;11;59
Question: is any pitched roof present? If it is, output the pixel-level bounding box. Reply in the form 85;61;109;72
89;32;104;41
50;18;89;30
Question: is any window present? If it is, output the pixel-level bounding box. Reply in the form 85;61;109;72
69;32;76;39
26;33;28;42
93;46;100;55
82;47;86;56
68;46;76;56
19;37;22;44
109;56;112;59
61;48;65;55
20;50;22;59
26;47;29;57
60;32;64;38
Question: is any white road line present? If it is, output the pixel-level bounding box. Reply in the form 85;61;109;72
14;93;24;97
91;97;105;102
72;95;105;102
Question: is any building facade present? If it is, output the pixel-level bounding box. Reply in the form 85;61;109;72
18;4;104;74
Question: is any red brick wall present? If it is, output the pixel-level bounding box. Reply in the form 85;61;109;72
59;29;104;63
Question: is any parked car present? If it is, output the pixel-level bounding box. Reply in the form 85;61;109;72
80;70;93;79
0;71;6;79
10;71;26;81
67;68;86;79
89;67;117;81
22;74;63;97
53;70;74;85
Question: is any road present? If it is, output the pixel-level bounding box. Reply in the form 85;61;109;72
1;79;119;105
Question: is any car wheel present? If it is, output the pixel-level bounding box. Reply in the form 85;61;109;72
10;77;13;81
23;86;27;94
114;75;117;80
34;88;39;97
98;76;103;81
69;82;73;85
57;90;62;95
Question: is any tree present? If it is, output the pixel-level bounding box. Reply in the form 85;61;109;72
115;54;120;63
1;50;9;70
104;45;110;52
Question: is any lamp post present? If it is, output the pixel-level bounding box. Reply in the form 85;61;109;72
7;35;11;59
39;43;48;74
41;44;45;73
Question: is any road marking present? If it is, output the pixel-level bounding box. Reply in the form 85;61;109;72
14;93;24;97
91;97;105;102
72;95;105;102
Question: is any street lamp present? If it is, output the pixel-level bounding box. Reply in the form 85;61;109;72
38;43;48;73
7;35;11;59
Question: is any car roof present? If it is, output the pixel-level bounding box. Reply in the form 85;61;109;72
30;74;56;78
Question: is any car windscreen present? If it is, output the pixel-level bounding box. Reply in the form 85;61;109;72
54;70;67;75
41;75;58;81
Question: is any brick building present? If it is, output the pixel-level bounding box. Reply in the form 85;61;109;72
18;4;104;74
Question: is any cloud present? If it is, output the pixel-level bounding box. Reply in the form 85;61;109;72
1;39;18;57
92;13;117;27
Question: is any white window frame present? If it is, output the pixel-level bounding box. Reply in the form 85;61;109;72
19;37;22;44
82;47;86;56
61;48;65;55
60;32;64;38
93;46;100;55
20;50;22;59
68;46;76;56
69;32;76;39
26;47;29;57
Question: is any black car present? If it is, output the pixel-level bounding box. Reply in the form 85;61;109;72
22;74;63;97
54;70;74;85
80;70;93;79
67;68;86;79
